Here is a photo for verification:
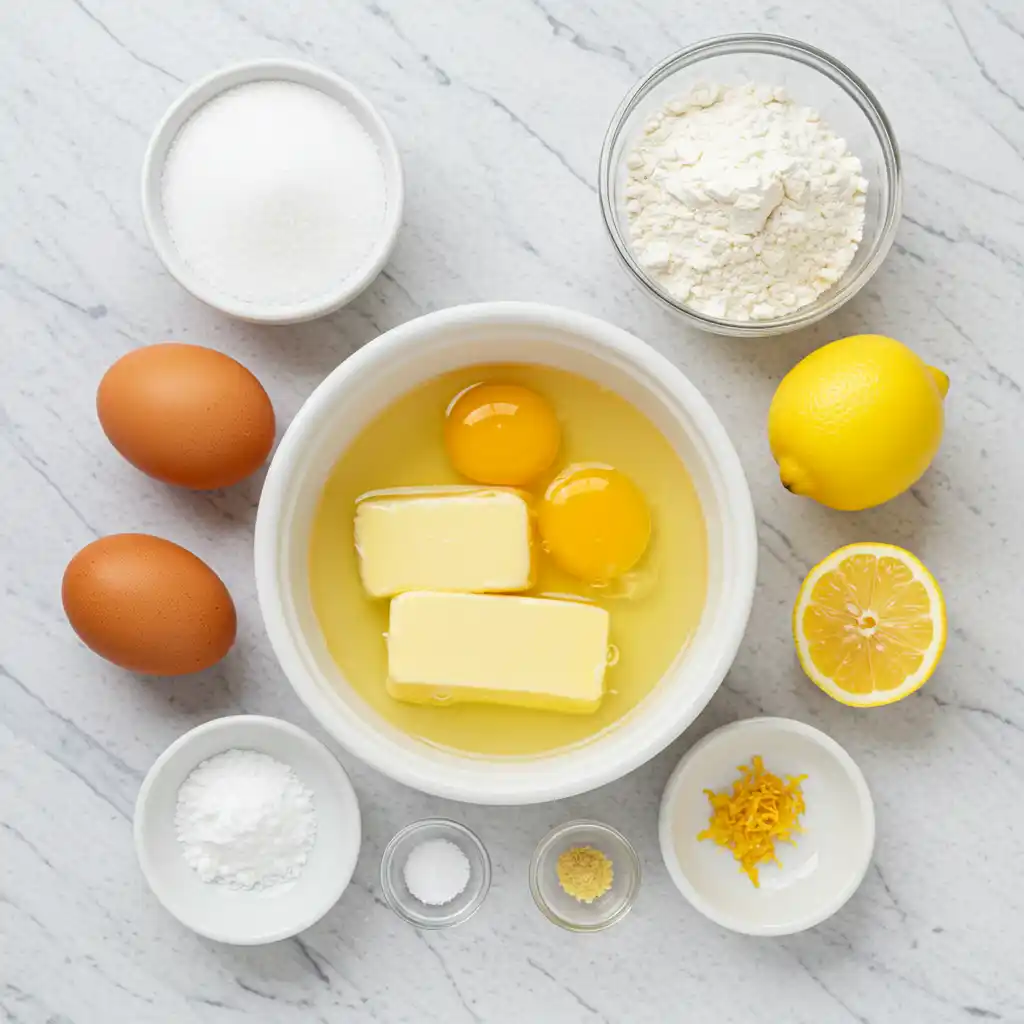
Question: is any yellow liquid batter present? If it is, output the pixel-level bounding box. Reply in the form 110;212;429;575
308;365;707;756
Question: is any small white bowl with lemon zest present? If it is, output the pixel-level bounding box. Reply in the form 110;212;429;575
659;717;874;936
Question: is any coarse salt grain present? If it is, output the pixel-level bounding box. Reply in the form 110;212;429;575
403;838;471;906
161;80;387;307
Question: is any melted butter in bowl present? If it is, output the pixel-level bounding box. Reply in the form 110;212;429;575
307;363;708;758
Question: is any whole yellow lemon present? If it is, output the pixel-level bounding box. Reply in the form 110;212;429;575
768;335;949;511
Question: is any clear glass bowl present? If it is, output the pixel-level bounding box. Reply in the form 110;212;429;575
530;820;641;932
380;819;491;930
598;33;902;337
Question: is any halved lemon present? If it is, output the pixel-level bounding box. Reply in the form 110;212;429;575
794;543;946;707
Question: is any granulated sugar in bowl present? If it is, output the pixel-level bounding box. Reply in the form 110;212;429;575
142;60;404;323
162;80;384;306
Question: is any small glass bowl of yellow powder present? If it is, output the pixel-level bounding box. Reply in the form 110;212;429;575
529;820;641;932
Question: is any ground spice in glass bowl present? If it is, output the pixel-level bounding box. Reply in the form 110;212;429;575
556;845;614;903
530;820;640;932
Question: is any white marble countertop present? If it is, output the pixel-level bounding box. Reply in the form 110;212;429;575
3;1;1023;1021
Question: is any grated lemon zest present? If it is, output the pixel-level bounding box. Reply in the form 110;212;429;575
697;755;807;887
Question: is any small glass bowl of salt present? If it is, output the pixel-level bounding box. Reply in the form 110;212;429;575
380;819;491;929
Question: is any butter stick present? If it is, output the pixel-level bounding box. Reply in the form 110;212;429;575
387;592;609;714
354;486;534;598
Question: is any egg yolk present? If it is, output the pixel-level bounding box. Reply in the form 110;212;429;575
445;384;560;486
538;464;651;583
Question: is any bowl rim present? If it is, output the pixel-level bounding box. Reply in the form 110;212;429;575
133;714;362;944
379;817;492;929
140;57;404;325
658;716;876;936
254;301;758;804
597;32;903;337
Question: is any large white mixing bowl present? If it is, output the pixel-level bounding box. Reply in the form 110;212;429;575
255;303;757;804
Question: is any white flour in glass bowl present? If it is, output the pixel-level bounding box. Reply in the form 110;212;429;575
623;82;867;322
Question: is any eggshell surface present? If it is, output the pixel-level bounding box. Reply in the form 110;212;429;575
97;343;275;489
61;534;236;675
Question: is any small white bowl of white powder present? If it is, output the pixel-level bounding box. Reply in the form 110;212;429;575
134;715;361;944
142;59;403;324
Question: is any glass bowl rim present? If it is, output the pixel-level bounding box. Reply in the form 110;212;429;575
597;32;903;338
379;817;492;929
529;818;642;932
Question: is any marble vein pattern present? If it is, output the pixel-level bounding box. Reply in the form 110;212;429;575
2;0;1023;1021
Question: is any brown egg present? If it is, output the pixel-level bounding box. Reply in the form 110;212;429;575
97;343;275;489
61;534;237;675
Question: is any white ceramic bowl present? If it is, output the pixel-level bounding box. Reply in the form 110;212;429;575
659;717;875;936
141;59;403;324
134;715;361;944
254;302;757;804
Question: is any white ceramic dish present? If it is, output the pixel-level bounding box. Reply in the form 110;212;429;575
254;302;758;805
141;59;403;324
134;715;361;944
659;717;874;936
